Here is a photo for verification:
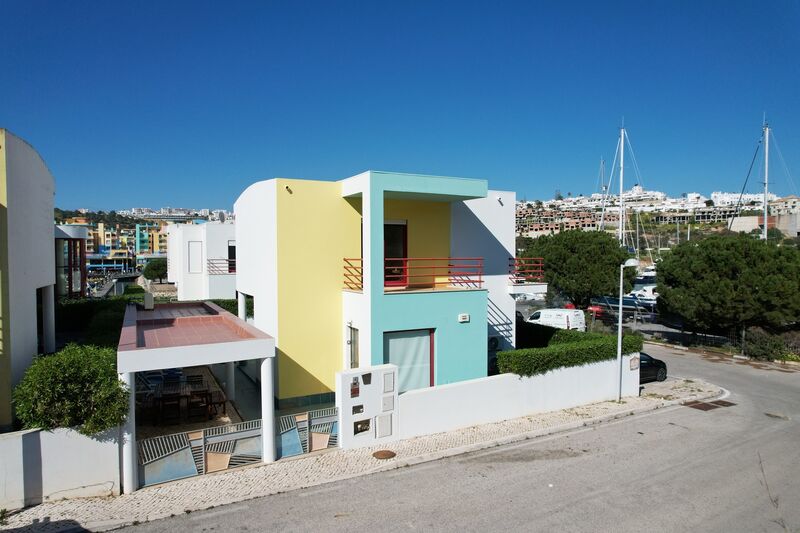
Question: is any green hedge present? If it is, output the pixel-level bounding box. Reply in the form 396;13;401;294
122;284;145;295
210;298;254;319
13;344;129;435
497;331;643;377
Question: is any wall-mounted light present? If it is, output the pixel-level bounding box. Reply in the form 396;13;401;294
497;196;504;206
285;185;293;194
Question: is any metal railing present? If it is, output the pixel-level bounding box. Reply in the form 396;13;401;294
509;257;544;283
207;258;236;274
343;257;484;291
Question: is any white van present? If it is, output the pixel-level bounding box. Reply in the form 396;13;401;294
526;308;586;332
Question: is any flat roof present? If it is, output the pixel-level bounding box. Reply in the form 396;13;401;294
117;301;274;374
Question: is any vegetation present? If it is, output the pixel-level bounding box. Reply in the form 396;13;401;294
211;298;254;319
521;230;633;308
13;344;129;436
143;258;167;283
657;234;800;333
498;329;643;377
744;327;788;361
57;297;129;348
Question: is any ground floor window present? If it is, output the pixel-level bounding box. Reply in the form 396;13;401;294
383;329;433;393
348;326;359;369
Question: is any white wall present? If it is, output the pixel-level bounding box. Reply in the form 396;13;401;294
4;131;55;385
166;223;236;301
234;180;278;338
0;427;120;509
336;364;399;449
203;223;237;299
397;354;640;440
451;190;516;350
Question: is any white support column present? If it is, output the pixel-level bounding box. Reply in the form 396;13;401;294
260;357;276;463
120;372;137;494
225;362;237;402
42;284;56;353
237;291;247;320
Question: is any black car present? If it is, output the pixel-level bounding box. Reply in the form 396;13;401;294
639;352;667;383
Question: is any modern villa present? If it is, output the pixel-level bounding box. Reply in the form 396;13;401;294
234;171;546;409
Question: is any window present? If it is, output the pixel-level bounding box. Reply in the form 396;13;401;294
348;326;359;369
227;240;236;273
188;241;202;273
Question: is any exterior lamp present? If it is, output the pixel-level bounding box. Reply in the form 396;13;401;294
617;258;639;401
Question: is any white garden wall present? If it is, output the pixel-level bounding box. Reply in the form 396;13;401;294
0;427;121;509
337;354;640;448
398;354;640;439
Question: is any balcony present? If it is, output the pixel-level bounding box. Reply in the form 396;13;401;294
343;257;484;292
508;257;547;297
207;258;236;275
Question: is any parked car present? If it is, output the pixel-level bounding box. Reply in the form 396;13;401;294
526;309;586;332
639;352;667;383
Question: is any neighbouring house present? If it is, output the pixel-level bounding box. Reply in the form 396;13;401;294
235;171;546;410
166;222;236;300
0;129;57;431
54;224;89;299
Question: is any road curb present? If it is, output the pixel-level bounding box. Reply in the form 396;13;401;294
76;385;727;532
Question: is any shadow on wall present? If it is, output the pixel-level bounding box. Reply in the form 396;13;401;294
488;298;513;350
277;349;333;398
452;205;513;276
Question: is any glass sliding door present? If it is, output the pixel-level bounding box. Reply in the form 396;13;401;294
383;329;433;393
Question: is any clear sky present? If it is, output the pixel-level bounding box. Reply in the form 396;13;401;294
2;0;799;210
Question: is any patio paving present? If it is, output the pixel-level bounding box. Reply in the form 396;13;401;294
0;377;722;532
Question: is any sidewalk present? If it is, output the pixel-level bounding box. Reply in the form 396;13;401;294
2;378;722;532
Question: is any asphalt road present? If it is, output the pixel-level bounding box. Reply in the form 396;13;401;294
126;344;800;532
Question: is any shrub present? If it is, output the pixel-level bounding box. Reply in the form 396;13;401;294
497;331;643;377
57;298;129;348
13;344;129;435
210;298;254;319
123;284;145;295
744;327;787;361
143;258;167;282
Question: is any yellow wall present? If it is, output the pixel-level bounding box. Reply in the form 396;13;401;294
275;179;361;399
385;199;451;286
0;130;11;427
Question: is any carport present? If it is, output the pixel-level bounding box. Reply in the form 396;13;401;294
116;301;275;493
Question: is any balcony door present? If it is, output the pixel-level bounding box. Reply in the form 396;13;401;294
384;222;407;287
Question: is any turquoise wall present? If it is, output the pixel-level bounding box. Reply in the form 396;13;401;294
372;290;489;384
365;171;490;385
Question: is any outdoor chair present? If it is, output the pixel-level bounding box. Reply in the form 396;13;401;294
160;394;182;424
187;394;209;422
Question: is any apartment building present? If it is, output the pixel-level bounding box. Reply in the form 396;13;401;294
235;171;535;408
0;129;56;431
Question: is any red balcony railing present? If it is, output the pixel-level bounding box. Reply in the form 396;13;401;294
207;258;236;274
343;257;484;291
509;257;544;283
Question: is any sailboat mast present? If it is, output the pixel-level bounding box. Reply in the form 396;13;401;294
619;128;625;245
763;123;770;241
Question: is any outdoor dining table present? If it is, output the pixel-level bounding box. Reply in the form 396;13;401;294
153;380;211;423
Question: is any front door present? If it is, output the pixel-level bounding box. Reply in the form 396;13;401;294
384;223;407;287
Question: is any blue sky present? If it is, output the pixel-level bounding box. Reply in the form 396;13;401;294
2;1;799;210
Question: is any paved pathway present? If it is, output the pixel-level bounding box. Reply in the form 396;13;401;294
1;377;721;532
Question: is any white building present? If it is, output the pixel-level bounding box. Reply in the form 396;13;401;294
0;129;56;431
166;222;236;301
